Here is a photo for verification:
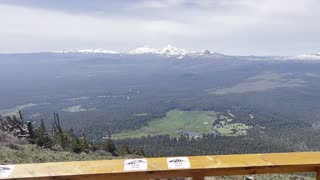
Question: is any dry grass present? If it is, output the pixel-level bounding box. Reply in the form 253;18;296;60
0;131;27;149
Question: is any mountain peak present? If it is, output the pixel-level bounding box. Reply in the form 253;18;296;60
129;45;158;55
130;45;201;56
158;45;195;56
52;45;226;59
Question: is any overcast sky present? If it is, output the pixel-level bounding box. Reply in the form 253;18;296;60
0;0;319;55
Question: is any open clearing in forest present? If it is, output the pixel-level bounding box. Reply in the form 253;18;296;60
213;114;252;136
113;110;218;139
114;110;253;139
207;72;307;95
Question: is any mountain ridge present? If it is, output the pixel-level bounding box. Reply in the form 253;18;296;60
3;45;320;61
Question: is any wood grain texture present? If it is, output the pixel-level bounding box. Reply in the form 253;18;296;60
3;152;320;180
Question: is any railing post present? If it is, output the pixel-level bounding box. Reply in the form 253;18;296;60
317;169;320;180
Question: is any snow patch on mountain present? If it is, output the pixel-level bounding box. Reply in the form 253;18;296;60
129;45;222;58
157;45;196;56
288;53;320;60
51;46;320;62
129;45;158;54
130;45;195;56
52;45;225;59
54;48;119;54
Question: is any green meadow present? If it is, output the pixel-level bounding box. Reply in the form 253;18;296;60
114;110;218;139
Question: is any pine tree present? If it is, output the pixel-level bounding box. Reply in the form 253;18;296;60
35;120;49;146
71;136;83;153
135;149;146;156
104;138;117;154
120;144;131;155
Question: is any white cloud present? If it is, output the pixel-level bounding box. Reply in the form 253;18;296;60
0;4;188;53
0;0;319;55
136;0;186;8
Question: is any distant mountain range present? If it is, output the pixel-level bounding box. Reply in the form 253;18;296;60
54;48;119;54
285;53;320;61
55;45;206;56
4;45;320;61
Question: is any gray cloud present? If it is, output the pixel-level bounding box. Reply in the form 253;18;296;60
0;0;319;55
0;0;129;14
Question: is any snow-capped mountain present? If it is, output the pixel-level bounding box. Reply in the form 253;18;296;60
130;45;196;56
53;45;221;58
129;45;159;55
129;45;221;58
159;45;196;56
54;48;119;54
51;46;320;62
286;53;320;61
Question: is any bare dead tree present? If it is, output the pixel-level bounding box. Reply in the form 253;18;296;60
19;110;24;124
0;111;35;141
52;112;63;135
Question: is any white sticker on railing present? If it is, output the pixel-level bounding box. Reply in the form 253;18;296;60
0;165;15;178
124;159;147;171
167;157;191;169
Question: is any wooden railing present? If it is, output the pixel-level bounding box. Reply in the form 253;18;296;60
1;152;320;180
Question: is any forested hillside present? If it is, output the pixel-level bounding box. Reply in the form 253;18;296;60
1;53;320;159
0;111;144;165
